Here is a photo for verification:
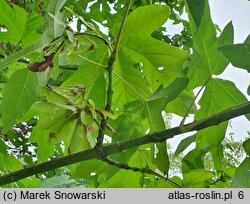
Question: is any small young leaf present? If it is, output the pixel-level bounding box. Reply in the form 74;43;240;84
32;102;57;113
87;99;97;119
39;109;71;130
182;148;206;173
38;86;69;105
210;144;224;172
166;91;197;116
68;120;90;154
56;118;77;146
37;174;78;188
66;30;75;43
174;134;196;157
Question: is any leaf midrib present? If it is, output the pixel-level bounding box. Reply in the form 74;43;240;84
15;71;33;114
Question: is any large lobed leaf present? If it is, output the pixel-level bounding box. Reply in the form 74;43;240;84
0;0;68;71
113;5;188;107
1;69;40;133
184;0;248;175
189;78;249;173
195;78;249;148
0;0;42;46
109;5;191;174
186;0;234;89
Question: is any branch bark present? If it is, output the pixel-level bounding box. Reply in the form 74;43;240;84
0;101;249;186
96;0;133;147
102;157;183;188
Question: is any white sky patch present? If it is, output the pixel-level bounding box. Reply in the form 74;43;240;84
91;19;109;36
86;0;98;13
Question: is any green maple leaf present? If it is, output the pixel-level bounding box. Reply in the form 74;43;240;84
0;0;42;46
113;5;188;107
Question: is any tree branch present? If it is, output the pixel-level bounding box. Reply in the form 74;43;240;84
102;157;183;188
96;0;133;147
0;101;249;186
